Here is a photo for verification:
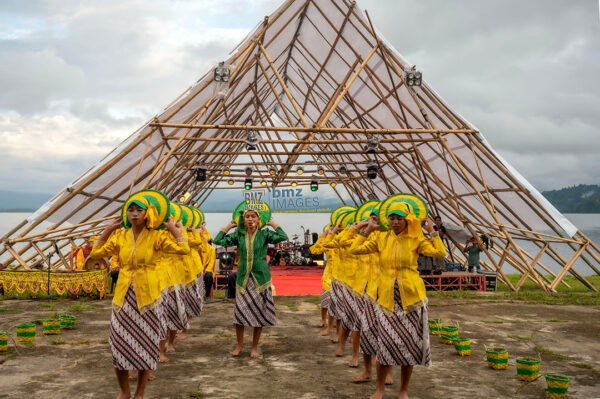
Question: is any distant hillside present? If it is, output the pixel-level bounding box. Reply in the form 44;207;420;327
542;184;600;213
0;190;51;212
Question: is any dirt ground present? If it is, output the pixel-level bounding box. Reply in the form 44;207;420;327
0;294;599;399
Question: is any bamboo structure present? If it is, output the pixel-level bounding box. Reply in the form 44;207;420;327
1;0;598;292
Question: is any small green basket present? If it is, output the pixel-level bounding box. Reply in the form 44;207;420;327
440;325;458;344
59;314;77;329
453;337;471;356
486;347;508;369
516;356;540;381
42;320;61;335
545;373;570;399
0;331;7;352
16;323;36;343
428;318;442;335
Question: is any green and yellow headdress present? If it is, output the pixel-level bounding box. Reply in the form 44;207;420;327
330;205;356;226
232;200;272;231
356;200;380;221
378;193;428;237
191;207;205;228
121;190;171;230
334;210;356;228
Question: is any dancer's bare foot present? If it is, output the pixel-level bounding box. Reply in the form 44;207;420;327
116;393;131;399
347;357;359;367
230;346;243;357
369;390;384;399
398;391;408;399
176;331;187;340
385;376;394;385
128;370;137;380
334;348;344;357
331;336;339;343
250;348;260;358
166;345;176;353
159;353;169;363
316;320;325;327
352;371;372;383
320;328;332;336
147;372;156;381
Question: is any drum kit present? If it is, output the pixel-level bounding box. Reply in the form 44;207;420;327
271;234;313;266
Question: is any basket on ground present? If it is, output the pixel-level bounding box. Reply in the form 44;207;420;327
16;323;36;343
59;314;77;329
486;347;508;369
428;318;442;335
440;325;458;344
545;373;570;398
516;356;540;381
453;337;471;356
0;332;7;351
42;320;61;335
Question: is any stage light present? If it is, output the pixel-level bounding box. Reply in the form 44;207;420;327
244;177;252;190
406;70;422;87
339;165;347;174
245;131;259;151
245;166;253;176
317;166;325;175
213;62;231;82
366;160;378;180
181;192;192;202
260;180;267;187
330;182;337;188
227;179;234;185
268;166;277;176
291;181;298;187
223;167;230;176
195;162;206;182
310;178;318;192
193;202;198;207
365;134;381;154
296;166;304;175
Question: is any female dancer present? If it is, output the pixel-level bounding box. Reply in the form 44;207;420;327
351;198;445;399
90;192;189;399
309;226;335;336
214;203;287;358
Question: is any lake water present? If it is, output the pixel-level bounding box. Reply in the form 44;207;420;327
1;212;599;275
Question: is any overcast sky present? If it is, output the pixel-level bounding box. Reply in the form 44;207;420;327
0;0;598;195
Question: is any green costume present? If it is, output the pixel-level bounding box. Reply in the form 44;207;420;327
214;226;288;294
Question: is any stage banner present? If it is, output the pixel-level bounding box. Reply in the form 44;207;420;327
242;187;343;213
0;270;108;297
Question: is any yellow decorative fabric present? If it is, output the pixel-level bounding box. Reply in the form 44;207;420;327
90;228;189;313
386;202;424;239
350;231;445;314
0;270;107;297
75;250;85;271
321;228;362;294
310;235;332;292
322;234;341;281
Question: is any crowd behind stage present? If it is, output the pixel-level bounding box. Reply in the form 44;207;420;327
82;189;491;399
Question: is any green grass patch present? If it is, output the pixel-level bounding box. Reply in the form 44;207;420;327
281;300;299;312
215;333;231;338
497;274;600;293
50;338;67;345
212;289;225;300
39;303;58;311
304;296;320;304
189;392;204;398
99;339;108;344
485;320;504;324
547;318;568;322
536;346;569;360
21;342;34;348
76;340;90;345
507;334;532;341
0;307;19;312
66;303;94;312
574;362;594;370
428;289;600;306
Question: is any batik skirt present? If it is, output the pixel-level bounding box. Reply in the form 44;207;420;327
320;289;331;310
233;278;276;327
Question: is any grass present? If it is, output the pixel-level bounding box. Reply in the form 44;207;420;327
575;362;594;370
428;289;600;306
0;307;19;312
497;274;600;293
189;392;204;398
39;303;58;311
547;318;568;322
215;333;232;338
212;289;225;300
508;334;532;341
66;303;94;312
50;338;67;345
304;296;320;305
281;300;299;312
99;339;108;344
76;340;90;345
21;342;34;348
535;346;569;360
484;320;504;324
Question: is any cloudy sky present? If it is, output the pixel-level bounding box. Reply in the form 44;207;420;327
0;0;598;195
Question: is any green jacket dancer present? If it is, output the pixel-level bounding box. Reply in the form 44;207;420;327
214;226;288;294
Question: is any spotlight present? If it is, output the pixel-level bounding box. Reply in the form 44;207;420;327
296;166;304;175
260;180;267;187
330;182;337;188
317;166;325;175
310;178;318;192
406;70;422;87
366;160;378;180
244;177;252;190
339;165;347;174
268;167;277;176
195;162;206;182
364;134;381;154
245;131;259;151
227;179;234;185
213;61;231;82
193;202;198;207
245;167;253;176
291;181;298;187
223;167;231;176
179;196;185;202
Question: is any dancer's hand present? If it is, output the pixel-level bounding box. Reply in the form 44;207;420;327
422;217;434;234
224;220;237;231
266;218;278;228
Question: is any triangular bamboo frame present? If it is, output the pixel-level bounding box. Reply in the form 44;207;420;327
1;0;598;293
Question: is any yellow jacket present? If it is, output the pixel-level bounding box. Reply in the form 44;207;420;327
90;228;189;313
188;231;207;281
351;231;445;314
310;234;332;292
322;233;341;282
322;228;363;294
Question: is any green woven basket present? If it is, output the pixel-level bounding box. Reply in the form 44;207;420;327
453;336;471;356
440;325;458;344
545;373;570;399
0;331;7;352
516;356;540;381
16;323;36;343
486;347;508;369
42;320;61;335
59;314;77;329
428;318;442;335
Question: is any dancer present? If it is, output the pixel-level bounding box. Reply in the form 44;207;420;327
351;194;446;399
89;190;189;399
309;226;334;335
214;201;287;358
